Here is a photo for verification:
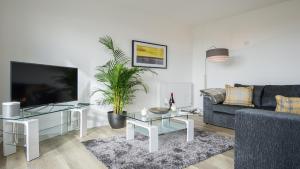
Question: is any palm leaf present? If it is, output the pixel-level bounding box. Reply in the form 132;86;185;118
94;36;156;113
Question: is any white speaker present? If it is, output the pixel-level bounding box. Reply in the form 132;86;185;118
2;102;20;118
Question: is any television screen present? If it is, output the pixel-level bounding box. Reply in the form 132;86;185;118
11;62;78;108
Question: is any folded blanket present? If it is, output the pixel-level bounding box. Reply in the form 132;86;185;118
200;88;226;104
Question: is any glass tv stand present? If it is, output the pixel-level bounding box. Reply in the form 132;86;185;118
0;103;90;161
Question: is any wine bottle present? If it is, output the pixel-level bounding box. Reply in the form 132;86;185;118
169;92;175;109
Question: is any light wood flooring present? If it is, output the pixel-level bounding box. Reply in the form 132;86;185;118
0;116;234;169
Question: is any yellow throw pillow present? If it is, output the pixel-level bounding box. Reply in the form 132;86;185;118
223;85;254;107
275;95;300;114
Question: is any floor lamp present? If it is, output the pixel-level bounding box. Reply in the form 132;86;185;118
204;48;229;89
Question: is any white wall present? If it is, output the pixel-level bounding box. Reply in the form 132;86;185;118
2;0;298;130
0;0;193;129
192;0;300;108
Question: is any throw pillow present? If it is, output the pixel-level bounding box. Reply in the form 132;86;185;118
234;84;265;107
275;95;300;114
200;88;226;104
223;85;254;107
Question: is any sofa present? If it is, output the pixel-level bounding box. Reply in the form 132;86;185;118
203;84;300;129
235;109;300;169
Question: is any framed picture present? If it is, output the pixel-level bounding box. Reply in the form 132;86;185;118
132;40;167;69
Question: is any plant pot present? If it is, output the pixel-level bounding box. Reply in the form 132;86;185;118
107;111;126;129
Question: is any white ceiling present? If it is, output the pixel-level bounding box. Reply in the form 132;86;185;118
109;0;289;26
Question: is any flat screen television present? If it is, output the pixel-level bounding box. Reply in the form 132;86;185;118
11;61;78;108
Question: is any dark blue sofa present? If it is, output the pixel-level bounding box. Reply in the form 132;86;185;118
203;84;300;169
235;109;300;169
203;84;300;129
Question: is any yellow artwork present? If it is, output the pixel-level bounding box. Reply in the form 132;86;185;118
136;45;164;59
132;40;167;68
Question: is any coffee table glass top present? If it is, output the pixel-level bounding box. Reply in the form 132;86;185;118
120;110;193;123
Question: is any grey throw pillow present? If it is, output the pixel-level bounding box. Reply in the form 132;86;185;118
200;88;226;104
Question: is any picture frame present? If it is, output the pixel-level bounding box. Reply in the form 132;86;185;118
132;40;167;69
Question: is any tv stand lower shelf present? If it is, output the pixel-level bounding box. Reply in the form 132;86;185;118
2;107;88;161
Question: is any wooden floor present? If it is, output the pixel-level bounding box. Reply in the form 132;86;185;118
0;116;234;169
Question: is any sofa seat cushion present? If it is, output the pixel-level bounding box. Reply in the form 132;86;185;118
260;106;275;111
212;104;251;115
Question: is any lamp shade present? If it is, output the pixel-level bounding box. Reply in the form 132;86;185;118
206;48;229;62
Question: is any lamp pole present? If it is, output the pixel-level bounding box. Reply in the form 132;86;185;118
204;57;208;89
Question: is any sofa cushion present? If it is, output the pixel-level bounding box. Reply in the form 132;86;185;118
262;85;300;108
275;95;300;114
223;85;254;107
212;104;251;115
200;88;226;104
235;84;265;107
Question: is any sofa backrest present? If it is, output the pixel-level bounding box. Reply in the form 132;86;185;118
261;85;300;108
234;84;300;109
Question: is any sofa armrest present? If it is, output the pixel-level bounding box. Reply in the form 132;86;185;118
203;96;213;122
235;109;300;169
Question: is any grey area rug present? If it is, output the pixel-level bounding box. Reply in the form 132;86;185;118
83;129;234;169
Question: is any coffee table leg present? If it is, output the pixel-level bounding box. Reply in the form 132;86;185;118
149;126;158;152
126;120;158;152
173;117;194;142
186;119;194;142
126;121;134;140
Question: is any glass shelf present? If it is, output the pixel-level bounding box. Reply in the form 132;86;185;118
134;120;186;135
0;103;90;120
1;119;81;147
1;119;80;134
120;110;193;123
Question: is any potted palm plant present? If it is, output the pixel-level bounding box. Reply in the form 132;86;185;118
94;36;155;129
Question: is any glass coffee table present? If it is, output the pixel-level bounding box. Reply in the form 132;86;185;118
120;110;195;152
